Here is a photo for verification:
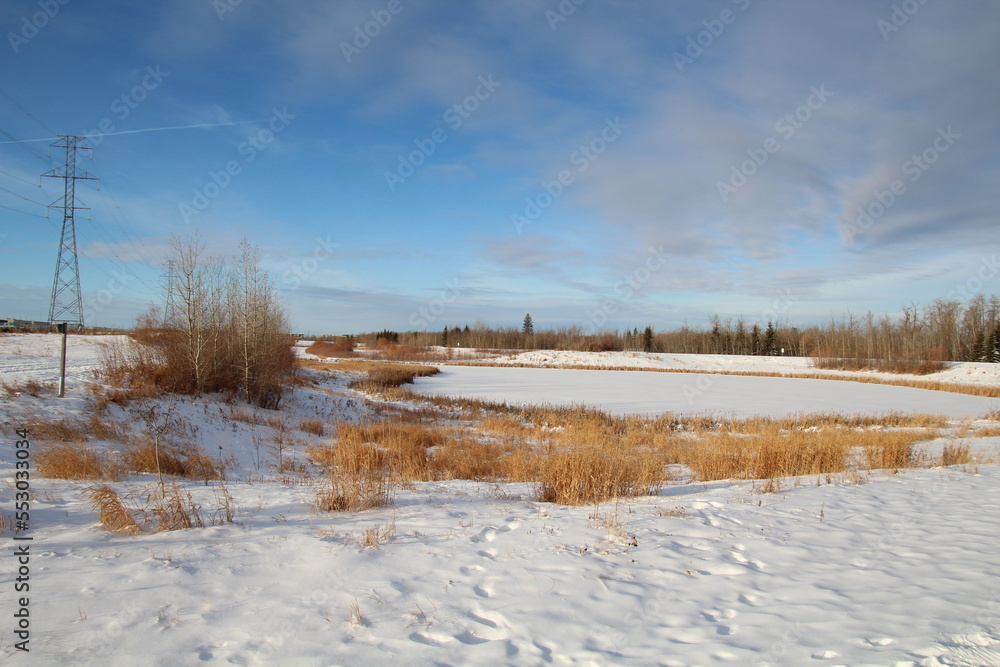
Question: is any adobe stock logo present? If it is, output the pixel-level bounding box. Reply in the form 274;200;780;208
840;126;959;243
179;107;295;224
717;85;833;202
384;75;501;192
8;0;70;53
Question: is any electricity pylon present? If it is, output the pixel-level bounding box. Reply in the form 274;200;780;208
44;135;96;329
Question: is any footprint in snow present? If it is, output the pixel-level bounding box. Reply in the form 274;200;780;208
471;528;497;543
708;608;738;621
811;650;839;659
864;637;895;646
409;631;454;647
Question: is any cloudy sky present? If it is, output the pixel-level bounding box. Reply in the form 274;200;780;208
0;1;997;334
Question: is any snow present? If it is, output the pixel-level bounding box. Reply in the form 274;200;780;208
480;349;1000;388
412;366;1000;420
2;334;1000;666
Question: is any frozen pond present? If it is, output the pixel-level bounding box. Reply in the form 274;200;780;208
412;365;999;419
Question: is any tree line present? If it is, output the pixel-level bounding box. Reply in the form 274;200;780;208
350;296;1000;363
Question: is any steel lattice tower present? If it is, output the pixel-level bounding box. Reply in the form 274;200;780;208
44;135;96;329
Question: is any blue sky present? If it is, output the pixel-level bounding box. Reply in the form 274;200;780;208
0;1;997;334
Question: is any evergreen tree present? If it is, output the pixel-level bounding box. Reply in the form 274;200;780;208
972;328;988;362
642;326;654;353
762;322;777;356
523;313;534;335
751;323;762;356
441;326;448;347
735;318;748;355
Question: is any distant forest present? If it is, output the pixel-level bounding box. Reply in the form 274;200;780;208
347;295;1000;365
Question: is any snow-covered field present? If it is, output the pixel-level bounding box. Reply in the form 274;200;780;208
2;334;1000;666
477;349;1000;388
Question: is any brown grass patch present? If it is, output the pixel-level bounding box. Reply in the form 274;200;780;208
811;354;948;375
298;419;325;437
2;379;56;398
121;442;223;481
24;416;88;443
305;339;355;358
532;443;664;505
36;443;121;480
349;363;441;394
941;443;971;466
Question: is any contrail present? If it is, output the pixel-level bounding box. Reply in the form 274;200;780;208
0;120;263;144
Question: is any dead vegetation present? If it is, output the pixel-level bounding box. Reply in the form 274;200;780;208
84;482;233;533
35;443;122;481
2;379;56;398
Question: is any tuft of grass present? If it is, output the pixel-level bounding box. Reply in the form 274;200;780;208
941;443;971;466
36;443;121;481
361;516;397;547
349;599;364;626
146;483;205;531
314;437;394;512
85;485;142;534
298;418;325;437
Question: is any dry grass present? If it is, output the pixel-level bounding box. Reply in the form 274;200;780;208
146;483;206;531
0;512;22;534
295;357;995;505
811;351;948;375
305;339;355;358
349;363;441;394
532;442;664;505
313;436;394;512
36;443;121;481
2;379;56;398
85;485;142;534
361;516;397;547
941;443;971;466
121;441;223;481
24;416;88;443
84;482;231;534
298;418;325;437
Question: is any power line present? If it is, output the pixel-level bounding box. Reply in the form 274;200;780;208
0;166;41;187
0;202;50;219
0;185;47;207
0;84;59;137
0;125;55;164
86;157;151;260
